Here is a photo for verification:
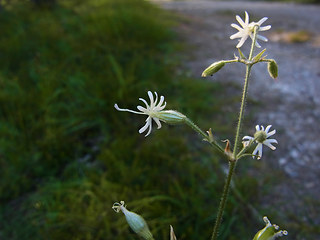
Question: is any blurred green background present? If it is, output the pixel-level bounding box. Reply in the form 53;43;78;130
0;0;317;240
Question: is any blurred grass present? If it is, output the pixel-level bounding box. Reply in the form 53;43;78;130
0;0;263;240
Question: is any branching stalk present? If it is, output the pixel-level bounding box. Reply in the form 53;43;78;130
210;26;259;240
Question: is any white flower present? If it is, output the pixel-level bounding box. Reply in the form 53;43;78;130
115;91;185;137
230;11;271;48
115;91;166;137
242;125;278;159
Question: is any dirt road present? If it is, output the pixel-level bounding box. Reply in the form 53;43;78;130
152;1;320;239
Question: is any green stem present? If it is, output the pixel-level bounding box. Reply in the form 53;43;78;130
210;26;259;240
184;118;225;154
210;161;236;240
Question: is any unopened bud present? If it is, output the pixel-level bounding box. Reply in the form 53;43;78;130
267;60;278;79
112;201;154;240
155;110;186;125
253;216;288;240
201;61;225;77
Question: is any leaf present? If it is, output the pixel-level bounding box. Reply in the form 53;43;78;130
238;48;247;59
253;48;267;62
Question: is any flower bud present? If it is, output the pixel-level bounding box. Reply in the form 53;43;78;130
201;61;225;77
253;216;287;240
155;110;186;125
112;201;154;240
267;60;278;79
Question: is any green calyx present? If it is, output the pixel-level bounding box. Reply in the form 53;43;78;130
254;130;267;143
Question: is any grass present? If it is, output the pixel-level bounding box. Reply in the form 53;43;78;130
0;0;265;240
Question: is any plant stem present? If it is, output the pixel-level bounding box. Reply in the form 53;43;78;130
210;160;236;240
184;117;225;154
210;26;259;240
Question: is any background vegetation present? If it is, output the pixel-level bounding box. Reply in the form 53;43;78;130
0;0;274;239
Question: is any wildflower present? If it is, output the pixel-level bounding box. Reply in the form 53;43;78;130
112;201;154;240
230;11;271;48
115;91;186;137
253;216;288;240
242;125;278;159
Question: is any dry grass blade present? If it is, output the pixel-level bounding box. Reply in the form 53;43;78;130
170;225;177;240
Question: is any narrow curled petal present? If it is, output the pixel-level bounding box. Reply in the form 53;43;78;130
139;117;152;136
231;23;242;31
114;104;144;115
263;139;278;150
257;17;268;26
244;11;249;24
148;91;154;106
236;15;246;28
139;98;150;108
253;143;263;159
243;136;254;141
257;35;268;42
153;117;162;129
259;25;271;31
267;129;276;137
265;125;272;133
230;32;243;40
237;35;249;48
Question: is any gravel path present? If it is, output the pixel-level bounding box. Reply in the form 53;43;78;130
152;1;320;238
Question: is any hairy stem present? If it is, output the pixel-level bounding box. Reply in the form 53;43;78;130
210;26;259;240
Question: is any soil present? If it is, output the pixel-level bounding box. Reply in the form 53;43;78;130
151;1;320;239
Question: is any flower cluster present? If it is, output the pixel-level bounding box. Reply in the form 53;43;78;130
230;11;271;48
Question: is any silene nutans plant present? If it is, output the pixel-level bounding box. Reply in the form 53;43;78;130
113;11;287;240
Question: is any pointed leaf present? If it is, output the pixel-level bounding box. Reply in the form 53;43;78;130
238;48;246;59
253;48;267;62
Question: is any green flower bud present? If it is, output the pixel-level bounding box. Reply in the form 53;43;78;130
253;216;287;240
154;110;186;125
268;60;278;79
201;61;225;77
112;201;154;240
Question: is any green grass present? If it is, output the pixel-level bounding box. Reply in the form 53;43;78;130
0;0;263;240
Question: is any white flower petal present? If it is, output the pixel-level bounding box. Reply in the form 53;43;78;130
137;105;147;112
244;11;249;25
255;41;262;48
236;15;246;28
153;117;162;129
139;97;150;108
231;23;242;31
263;140;277;150
242;136;254;141
237;35;249;48
255;125;260;131
265;125;272;133
267;129;276;137
257;35;268;42
257;17;268;26
259;25;271;31
230;32;243;40
139;117;151;134
148;91;154;106
114;104;144;115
